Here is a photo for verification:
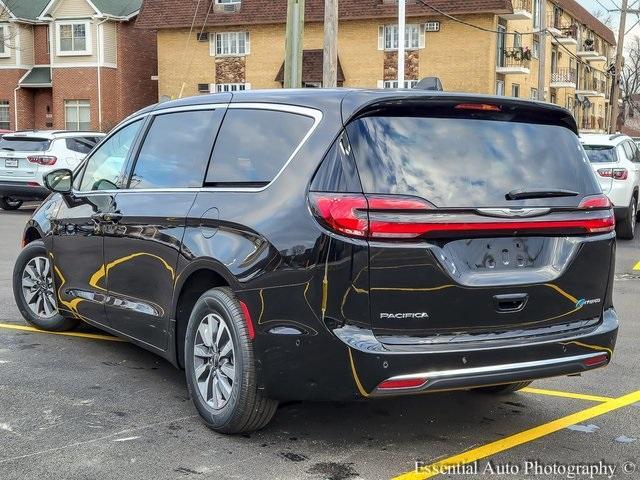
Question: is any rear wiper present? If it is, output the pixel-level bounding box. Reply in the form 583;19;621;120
505;188;579;200
0;147;15;151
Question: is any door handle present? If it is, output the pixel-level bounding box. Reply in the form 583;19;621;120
493;293;528;313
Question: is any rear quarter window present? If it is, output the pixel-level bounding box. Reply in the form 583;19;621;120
205;109;315;186
347;116;600;207
66;137;99;154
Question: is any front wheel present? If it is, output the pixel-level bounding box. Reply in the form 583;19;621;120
12;240;79;331
0;196;23;210
184;287;278;434
616;196;637;240
472;381;533;394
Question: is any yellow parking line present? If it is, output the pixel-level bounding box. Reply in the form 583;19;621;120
393;389;640;480
633;261;640;271
521;387;613;403
0;322;124;342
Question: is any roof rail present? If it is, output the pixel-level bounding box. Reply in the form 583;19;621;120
609;133;624;141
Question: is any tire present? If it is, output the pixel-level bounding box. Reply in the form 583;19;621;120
184;287;278;434
473;381;533;394
12;240;79;332
0;196;23;210
616;196;637;240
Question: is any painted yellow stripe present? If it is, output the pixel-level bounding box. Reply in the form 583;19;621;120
347;348;370;398
543;284;578;304
521;387;613;403
633;261;640;271
393;389;640;480
0;322;124;342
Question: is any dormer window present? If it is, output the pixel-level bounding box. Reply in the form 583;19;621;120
56;20;92;56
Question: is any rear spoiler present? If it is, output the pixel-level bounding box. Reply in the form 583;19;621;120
341;93;578;135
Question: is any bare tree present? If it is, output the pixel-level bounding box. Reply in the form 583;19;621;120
0;0;19;52
621;36;640;125
593;9;614;28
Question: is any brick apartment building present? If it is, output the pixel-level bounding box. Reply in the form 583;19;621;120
137;0;614;132
0;0;157;133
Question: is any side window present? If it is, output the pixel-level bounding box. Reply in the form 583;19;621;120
622;142;635;162
77;120;142;191
617;145;627;162
627;141;640;163
310;132;362;193
206;109;315;185
66;137;98;154
129;109;224;189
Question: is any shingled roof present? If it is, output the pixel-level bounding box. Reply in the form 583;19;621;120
553;0;616;45
136;0;513;29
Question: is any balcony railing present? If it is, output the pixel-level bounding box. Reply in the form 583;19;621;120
547;13;577;39
551;68;577;85
497;47;532;69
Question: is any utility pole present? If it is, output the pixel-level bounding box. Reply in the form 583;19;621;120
284;0;305;88
323;0;338;88
610;0;628;133
398;0;405;88
537;0;547;101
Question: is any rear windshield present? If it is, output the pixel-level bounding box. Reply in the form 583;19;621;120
347;116;599;207
0;137;51;152
582;145;617;163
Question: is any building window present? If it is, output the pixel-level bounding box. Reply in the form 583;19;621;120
212;32;249;56
496;80;505;96
65;100;91;131
57;21;91;56
532;0;540;29
382;80;418;89
513;32;522;49
532;35;540;59
382;24;420;50
531;88;538;100
0;101;9;129
511;84;520;98
0;24;9;57
215;83;250;92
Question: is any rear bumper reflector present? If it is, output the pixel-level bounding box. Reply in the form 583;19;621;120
239;301;255;341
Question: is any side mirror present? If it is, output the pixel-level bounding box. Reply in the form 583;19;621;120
44;168;73;194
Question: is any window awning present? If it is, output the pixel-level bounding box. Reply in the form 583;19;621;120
275;49;345;84
19;67;52;88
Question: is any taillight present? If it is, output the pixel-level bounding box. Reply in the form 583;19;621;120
309;193;615;239
597;168;628;180
27;155;57;166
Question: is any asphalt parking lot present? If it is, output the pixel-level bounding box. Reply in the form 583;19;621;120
0;205;638;480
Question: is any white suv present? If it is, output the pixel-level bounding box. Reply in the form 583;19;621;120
580;133;640;239
0;131;104;210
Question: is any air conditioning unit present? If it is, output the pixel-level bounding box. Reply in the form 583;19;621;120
197;32;209;42
214;2;240;13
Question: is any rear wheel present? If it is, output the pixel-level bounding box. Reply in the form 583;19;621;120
616;196;637;240
12;240;79;331
0;196;23;210
184;287;278;434
473;381;533;394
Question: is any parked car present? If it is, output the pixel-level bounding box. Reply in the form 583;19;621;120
0;130;104;210
580;133;640;239
13;90;618;434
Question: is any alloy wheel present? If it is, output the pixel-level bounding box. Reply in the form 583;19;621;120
193;313;236;409
21;256;57;319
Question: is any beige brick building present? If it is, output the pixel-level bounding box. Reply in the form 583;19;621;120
136;0;615;133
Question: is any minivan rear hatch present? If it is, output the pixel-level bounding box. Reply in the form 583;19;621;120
344;99;614;343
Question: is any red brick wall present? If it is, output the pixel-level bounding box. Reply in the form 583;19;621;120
51;68;100;131
99;67;118;131
34;25;50;65
0;69;29;131
116;20;158;122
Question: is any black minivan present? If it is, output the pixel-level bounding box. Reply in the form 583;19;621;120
13;90;618;433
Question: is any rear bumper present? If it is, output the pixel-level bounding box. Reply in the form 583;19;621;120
0;181;49;201
255;307;618;401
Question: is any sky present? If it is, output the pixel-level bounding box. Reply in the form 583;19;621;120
580;0;640;46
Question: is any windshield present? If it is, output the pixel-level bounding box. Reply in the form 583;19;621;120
582;145;617;164
0;137;51;152
347;116;600;208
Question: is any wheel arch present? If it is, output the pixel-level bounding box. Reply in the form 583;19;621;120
172;261;237;369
